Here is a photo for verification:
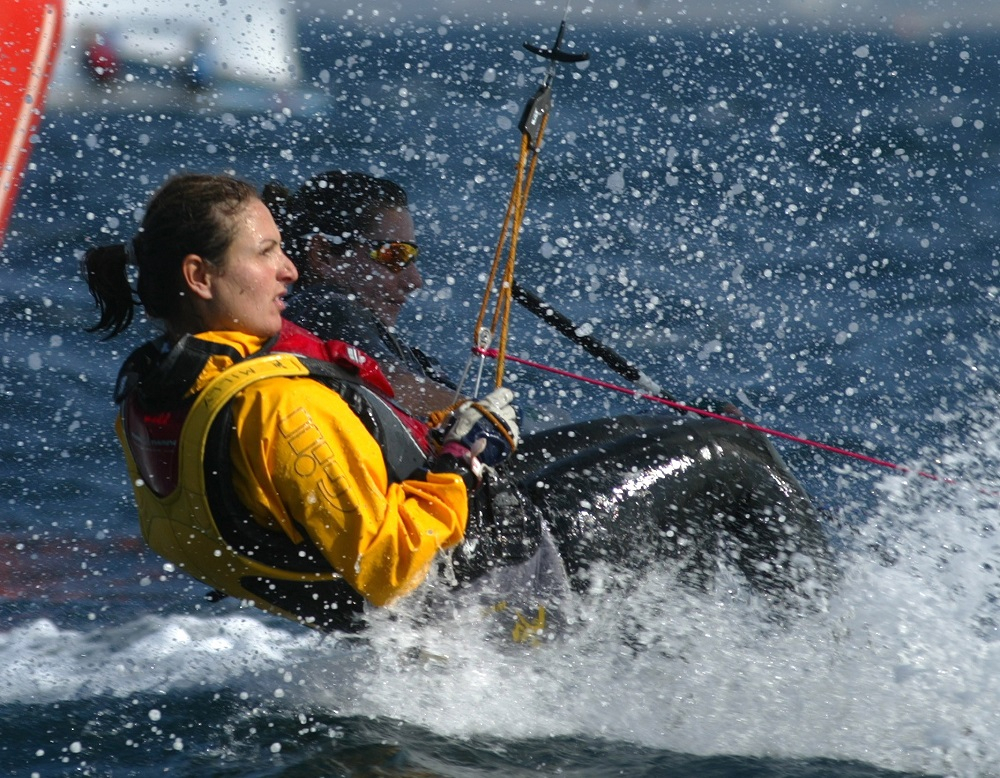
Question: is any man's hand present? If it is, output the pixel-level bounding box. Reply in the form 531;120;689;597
441;387;519;468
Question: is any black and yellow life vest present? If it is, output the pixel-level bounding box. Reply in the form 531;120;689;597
118;350;429;632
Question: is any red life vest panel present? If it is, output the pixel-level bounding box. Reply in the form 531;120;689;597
120;400;190;497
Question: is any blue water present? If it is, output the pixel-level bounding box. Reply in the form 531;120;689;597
4;11;1000;776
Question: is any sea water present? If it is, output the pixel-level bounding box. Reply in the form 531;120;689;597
3;12;1000;776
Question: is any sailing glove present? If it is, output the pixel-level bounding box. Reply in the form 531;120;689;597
441;387;519;469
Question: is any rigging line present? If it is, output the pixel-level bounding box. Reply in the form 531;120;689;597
483;94;548;389
469;123;530;393
495;117;548;387
462;135;529;399
473;346;1000;498
474;134;527;344
470;18;590;394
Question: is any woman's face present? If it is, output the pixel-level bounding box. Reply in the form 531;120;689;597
199;199;298;337
323;205;422;328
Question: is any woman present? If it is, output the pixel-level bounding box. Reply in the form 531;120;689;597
263;171;458;419
87;172;837;639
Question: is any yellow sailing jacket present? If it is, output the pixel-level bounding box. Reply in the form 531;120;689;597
116;328;469;629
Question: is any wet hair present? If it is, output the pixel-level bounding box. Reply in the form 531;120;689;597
84;172;259;338
262;170;407;282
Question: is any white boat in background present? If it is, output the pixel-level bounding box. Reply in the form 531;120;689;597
48;0;323;113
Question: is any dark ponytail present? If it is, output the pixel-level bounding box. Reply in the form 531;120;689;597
83;243;136;338
83;172;259;338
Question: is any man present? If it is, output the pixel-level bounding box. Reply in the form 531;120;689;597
264;171;459;419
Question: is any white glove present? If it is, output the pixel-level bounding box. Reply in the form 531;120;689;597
441;387;519;468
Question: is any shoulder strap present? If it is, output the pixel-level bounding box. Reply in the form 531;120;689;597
291;357;429;482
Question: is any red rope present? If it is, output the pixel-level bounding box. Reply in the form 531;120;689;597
474;346;965;488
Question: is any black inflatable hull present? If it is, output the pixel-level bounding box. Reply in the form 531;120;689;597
514;414;838;604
